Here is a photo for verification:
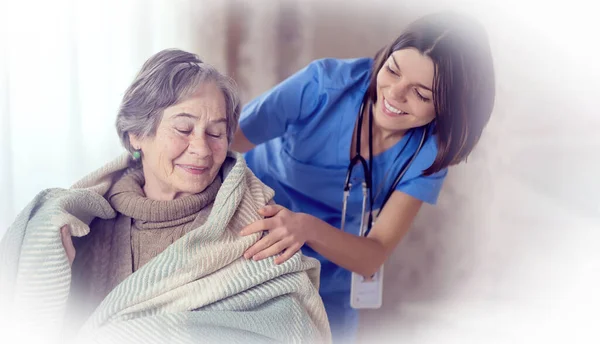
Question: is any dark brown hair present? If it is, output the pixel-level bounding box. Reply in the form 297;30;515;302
367;12;495;175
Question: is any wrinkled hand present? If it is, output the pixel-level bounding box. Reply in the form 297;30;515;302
240;205;315;265
60;225;76;266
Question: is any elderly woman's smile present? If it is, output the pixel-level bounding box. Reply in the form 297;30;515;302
177;164;209;174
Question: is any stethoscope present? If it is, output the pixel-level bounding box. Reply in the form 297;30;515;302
341;96;427;237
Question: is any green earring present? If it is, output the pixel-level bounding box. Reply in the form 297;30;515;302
132;150;141;160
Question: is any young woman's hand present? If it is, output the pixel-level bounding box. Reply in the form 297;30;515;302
240;205;319;264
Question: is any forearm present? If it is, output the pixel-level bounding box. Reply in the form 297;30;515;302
231;128;256;153
305;217;387;277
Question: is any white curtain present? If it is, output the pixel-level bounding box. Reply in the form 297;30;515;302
0;0;229;231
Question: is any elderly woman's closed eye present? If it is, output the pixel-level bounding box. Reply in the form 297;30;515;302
1;49;331;344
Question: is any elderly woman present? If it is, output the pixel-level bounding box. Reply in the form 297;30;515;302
0;49;331;344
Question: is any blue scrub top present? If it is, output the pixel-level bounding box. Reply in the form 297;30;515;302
239;57;447;343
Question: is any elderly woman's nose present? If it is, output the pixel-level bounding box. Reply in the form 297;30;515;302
188;134;212;157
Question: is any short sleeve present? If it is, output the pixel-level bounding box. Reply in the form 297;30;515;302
239;61;323;145
395;135;448;205
396;168;447;205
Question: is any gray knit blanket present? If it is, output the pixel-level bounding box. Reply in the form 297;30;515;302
0;152;331;344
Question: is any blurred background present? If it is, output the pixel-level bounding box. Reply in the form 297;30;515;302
1;0;598;342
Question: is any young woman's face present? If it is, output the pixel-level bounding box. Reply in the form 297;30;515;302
374;48;437;134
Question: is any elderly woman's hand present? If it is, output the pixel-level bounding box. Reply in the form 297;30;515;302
240;205;318;264
61;225;76;266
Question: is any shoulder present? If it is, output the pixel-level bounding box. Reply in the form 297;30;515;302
393;125;448;204
405;125;447;180
244;167;275;206
226;151;275;206
418;127;441;169
305;57;374;91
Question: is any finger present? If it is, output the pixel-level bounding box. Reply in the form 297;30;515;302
60;225;76;266
240;217;279;236
274;243;302;265
243;234;280;259
252;239;291;261
258;204;285;217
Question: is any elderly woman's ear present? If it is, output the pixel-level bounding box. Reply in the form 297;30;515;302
128;133;141;150
127;134;141;154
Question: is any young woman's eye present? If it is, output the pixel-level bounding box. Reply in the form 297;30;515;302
414;89;430;102
385;65;399;76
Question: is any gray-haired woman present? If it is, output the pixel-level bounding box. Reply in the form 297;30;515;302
0;49;331;344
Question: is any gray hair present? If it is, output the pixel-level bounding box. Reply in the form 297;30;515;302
116;48;240;153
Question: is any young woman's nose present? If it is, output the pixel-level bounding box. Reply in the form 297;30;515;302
388;80;410;103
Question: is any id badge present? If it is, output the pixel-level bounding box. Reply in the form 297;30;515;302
350;265;383;309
